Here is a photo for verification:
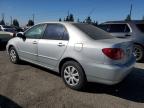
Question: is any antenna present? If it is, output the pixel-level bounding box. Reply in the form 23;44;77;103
68;10;69;16
129;4;133;18
10;16;12;25
32;13;35;23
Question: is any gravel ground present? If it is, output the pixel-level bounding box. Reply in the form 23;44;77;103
0;49;144;108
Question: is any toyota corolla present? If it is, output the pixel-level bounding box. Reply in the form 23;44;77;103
6;22;135;90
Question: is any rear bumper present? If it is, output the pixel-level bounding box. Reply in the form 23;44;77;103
83;57;135;85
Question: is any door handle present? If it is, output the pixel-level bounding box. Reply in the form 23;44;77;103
57;43;65;47
33;41;37;44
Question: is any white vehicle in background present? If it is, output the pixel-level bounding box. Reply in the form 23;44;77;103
0;25;16;34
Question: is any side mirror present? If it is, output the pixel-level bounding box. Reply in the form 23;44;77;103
16;32;25;39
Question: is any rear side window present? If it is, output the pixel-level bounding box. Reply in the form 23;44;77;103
109;24;130;33
73;23;114;40
43;24;69;40
136;24;144;33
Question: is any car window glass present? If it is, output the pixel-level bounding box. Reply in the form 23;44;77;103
0;26;1;31
98;24;110;32
25;24;46;39
73;23;114;40
136;24;144;33
109;24;130;33
43;24;69;40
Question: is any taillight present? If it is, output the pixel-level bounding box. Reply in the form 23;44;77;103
102;48;124;60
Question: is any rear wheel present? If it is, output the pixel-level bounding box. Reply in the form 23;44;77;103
9;47;20;64
61;61;86;90
134;45;144;62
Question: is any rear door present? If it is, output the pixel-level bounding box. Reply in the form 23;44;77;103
38;23;69;68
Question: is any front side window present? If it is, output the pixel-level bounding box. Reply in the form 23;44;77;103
43;24;69;40
136;24;144;33
25;24;46;39
109;24;130;33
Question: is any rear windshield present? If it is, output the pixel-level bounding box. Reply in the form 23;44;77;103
73;23;114;40
136;24;144;33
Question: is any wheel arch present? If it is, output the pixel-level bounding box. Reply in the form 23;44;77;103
59;57;87;80
134;42;144;49
8;45;15;52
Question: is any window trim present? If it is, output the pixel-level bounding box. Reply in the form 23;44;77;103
42;23;69;40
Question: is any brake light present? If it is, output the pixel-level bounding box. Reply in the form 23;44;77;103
102;48;124;60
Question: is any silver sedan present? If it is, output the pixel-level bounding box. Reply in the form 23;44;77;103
6;22;135;90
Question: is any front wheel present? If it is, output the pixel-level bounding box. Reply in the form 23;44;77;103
61;61;86;90
9;47;20;64
134;45;144;62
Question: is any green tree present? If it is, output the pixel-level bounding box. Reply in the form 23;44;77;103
66;16;69;21
13;19;19;27
69;14;74;22
86;16;92;24
59;18;62;21
27;20;34;26
0;19;5;25
64;13;74;22
125;14;131;21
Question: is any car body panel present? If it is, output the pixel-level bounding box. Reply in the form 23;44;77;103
38;39;69;69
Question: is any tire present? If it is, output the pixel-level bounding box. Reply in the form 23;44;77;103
134;45;144;62
61;61;86;90
9;47;20;64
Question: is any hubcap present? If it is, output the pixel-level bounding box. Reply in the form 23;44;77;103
64;66;79;86
134;47;142;61
10;49;16;62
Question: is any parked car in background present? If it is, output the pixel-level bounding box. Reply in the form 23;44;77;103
0;31;13;45
13;26;24;32
0;25;16;34
7;22;135;90
98;20;144;62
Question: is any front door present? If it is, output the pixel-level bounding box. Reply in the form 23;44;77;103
17;24;46;62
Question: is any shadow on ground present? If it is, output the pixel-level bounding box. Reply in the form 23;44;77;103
0;95;22;108
19;60;144;103
84;67;144;103
18;61;144;103
15;57;144;103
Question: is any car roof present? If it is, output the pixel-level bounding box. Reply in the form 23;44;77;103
103;20;144;24
36;21;76;25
